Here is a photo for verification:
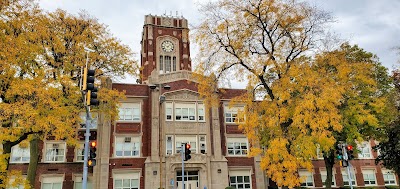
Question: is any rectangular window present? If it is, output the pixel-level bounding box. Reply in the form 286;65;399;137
175;103;196;121
165;56;171;72
320;169;335;187
229;170;251;189
225;106;245;123
382;169;396;185
226;137;248;156
172;56;176;71
10;144;30;163
74;176;92;189
166;136;173;155
341;169;357;186
199;135;206;154
41;176;63;189
75;143;85;162
357;141;372;158
118;103;141;121
198;104;205;121
175;136;197;154
44;142;66;162
113;172;140;189
115;136;140;157
165;103;173;121
299;170;314;187
362;169;377;186
159;56;163;71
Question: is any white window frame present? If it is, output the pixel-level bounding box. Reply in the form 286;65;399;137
175;103;196;121
166;135;205;155
113;172;140;189
226;137;248;156
298;170;314;187
175;136;197;154
362;169;377;186
159;55;176;74
197;104;205;122
118;103;141;122
229;169;252;189
41;175;64;189
166;102;206;122
358;141;372;159
166;135;173;155
224;106;245;123
114;136;141;158
75;143;85;162
341;168;357;186
165;102;173;121
44;142;66;163
382;169;397;185
10;144;30;163
320;169;335;187
199;135;206;154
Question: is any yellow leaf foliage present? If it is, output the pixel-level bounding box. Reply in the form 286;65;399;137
0;0;137;185
194;0;387;187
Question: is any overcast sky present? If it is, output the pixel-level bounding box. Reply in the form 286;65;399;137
39;0;400;83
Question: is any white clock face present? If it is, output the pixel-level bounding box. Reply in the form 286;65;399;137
161;41;174;52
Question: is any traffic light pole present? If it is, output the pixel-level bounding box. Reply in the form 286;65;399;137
82;47;95;189
346;164;353;189
181;143;185;189
82;105;92;189
343;146;353;189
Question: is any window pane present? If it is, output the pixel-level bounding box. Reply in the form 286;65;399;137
53;183;62;189
160;56;163;71
115;179;122;187
123;179;130;187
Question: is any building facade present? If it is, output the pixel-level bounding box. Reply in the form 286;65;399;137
7;14;398;189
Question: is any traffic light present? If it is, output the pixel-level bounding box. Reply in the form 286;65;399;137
184;143;191;161
346;145;355;160
86;87;99;106
336;144;343;160
83;68;95;91
83;68;99;106
88;141;97;166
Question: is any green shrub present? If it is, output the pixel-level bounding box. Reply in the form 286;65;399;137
385;186;399;189
225;187;235;189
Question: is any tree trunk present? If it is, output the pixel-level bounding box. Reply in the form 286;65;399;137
324;150;335;189
0;141;12;189
27;136;40;189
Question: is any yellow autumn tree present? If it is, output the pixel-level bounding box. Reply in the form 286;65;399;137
194;0;388;187
0;1;137;188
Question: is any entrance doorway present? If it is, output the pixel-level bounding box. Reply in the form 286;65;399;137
176;171;199;189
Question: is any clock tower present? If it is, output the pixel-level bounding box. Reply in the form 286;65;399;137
140;14;192;83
